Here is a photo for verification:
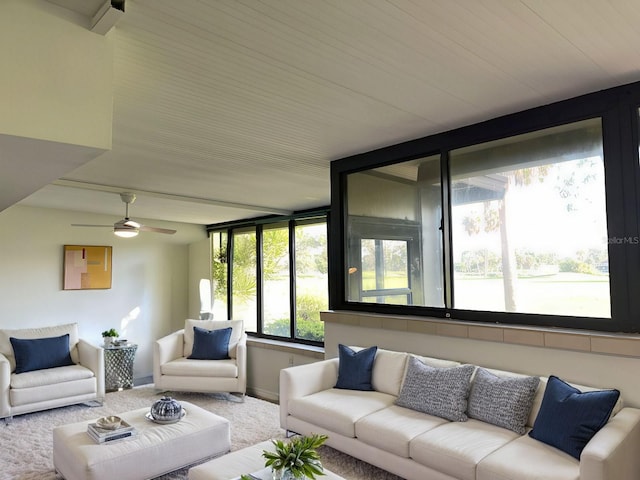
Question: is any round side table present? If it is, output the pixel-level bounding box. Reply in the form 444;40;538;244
103;343;138;392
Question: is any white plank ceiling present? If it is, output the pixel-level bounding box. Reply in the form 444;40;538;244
17;0;640;226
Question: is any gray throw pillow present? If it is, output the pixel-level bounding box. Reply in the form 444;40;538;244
468;368;540;434
395;356;474;422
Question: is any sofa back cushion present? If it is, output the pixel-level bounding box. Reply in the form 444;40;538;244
348;346;408;396
0;323;79;372
372;349;409;396
184;319;243;359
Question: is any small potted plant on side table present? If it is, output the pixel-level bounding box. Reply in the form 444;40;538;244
261;433;328;480
101;328;119;347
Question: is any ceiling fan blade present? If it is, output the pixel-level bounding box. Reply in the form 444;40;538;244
71;224;113;228
139;225;177;235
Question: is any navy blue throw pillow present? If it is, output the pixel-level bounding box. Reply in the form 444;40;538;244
188;326;232;360
334;344;377;391
10;334;74;374
529;375;620;459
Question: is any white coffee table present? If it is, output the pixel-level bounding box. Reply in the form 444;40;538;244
188;440;345;480
53;401;230;480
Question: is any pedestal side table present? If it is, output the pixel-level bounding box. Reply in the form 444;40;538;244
104;343;138;392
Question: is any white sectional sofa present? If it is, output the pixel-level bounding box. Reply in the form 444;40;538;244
279;347;640;480
0;323;104;420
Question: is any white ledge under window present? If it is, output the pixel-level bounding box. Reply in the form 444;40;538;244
321;310;640;359
246;336;325;359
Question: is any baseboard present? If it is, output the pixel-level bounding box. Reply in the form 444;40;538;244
134;376;153;386
247;386;279;404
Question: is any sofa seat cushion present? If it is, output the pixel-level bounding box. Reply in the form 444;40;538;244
11;364;93;389
288;388;395;438
410;419;519;480
355;405;448;458
476;433;579;480
161;358;238;378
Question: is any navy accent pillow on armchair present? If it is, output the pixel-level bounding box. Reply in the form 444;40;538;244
188;326;232;360
529;375;620;459
10;334;74;374
334;344;377;391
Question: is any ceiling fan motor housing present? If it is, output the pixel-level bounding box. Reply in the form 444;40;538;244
120;192;136;204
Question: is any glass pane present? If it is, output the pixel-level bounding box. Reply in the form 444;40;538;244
450;118;611;318
262;223;291;338
231;228;257;331
360;239;409;290
362;294;410;305
346;154;444;307
294;221;328;342
211;231;228;320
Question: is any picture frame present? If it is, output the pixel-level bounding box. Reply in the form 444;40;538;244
63;245;113;290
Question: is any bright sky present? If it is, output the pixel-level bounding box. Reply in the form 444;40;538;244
452;157;608;260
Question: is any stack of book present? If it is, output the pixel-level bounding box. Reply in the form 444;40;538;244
87;419;137;444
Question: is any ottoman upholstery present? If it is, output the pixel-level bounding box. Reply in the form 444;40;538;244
53;401;230;480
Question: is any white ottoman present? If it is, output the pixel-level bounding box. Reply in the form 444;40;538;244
189;440;345;480
53;401;230;480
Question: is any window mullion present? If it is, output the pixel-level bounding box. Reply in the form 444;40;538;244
256;225;264;335
441;150;453;311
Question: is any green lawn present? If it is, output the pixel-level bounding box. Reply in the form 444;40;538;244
454;272;610;318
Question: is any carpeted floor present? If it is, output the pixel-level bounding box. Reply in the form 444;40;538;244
0;386;402;480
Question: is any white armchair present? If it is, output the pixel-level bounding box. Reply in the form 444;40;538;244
0;323;104;421
153;319;246;396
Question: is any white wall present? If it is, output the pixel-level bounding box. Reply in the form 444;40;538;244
0;0;113;148
0;205;207;380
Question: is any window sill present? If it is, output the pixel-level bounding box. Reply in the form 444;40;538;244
246;336;325;359
321;310;640;358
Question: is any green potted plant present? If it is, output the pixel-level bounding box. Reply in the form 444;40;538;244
262;434;328;479
101;328;119;346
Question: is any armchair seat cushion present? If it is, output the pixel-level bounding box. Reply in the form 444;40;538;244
11;377;97;407
161;358;238;378
11;364;94;389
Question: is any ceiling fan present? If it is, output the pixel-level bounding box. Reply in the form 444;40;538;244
72;192;177;238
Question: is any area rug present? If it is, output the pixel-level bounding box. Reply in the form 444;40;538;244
0;386;401;480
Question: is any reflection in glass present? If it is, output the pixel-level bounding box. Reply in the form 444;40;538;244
346;155;444;307
450;118;610;318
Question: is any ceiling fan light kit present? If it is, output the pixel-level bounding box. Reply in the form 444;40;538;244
71;192;177;238
114;226;139;238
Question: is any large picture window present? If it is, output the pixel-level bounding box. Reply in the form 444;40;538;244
450;119;609;318
331;80;640;333
208;212;328;344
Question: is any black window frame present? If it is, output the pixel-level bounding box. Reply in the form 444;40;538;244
207;207;329;346
329;80;640;333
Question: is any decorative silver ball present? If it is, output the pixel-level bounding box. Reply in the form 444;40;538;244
150;396;182;421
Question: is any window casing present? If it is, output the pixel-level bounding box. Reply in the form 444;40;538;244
208;211;328;345
330;80;640;333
